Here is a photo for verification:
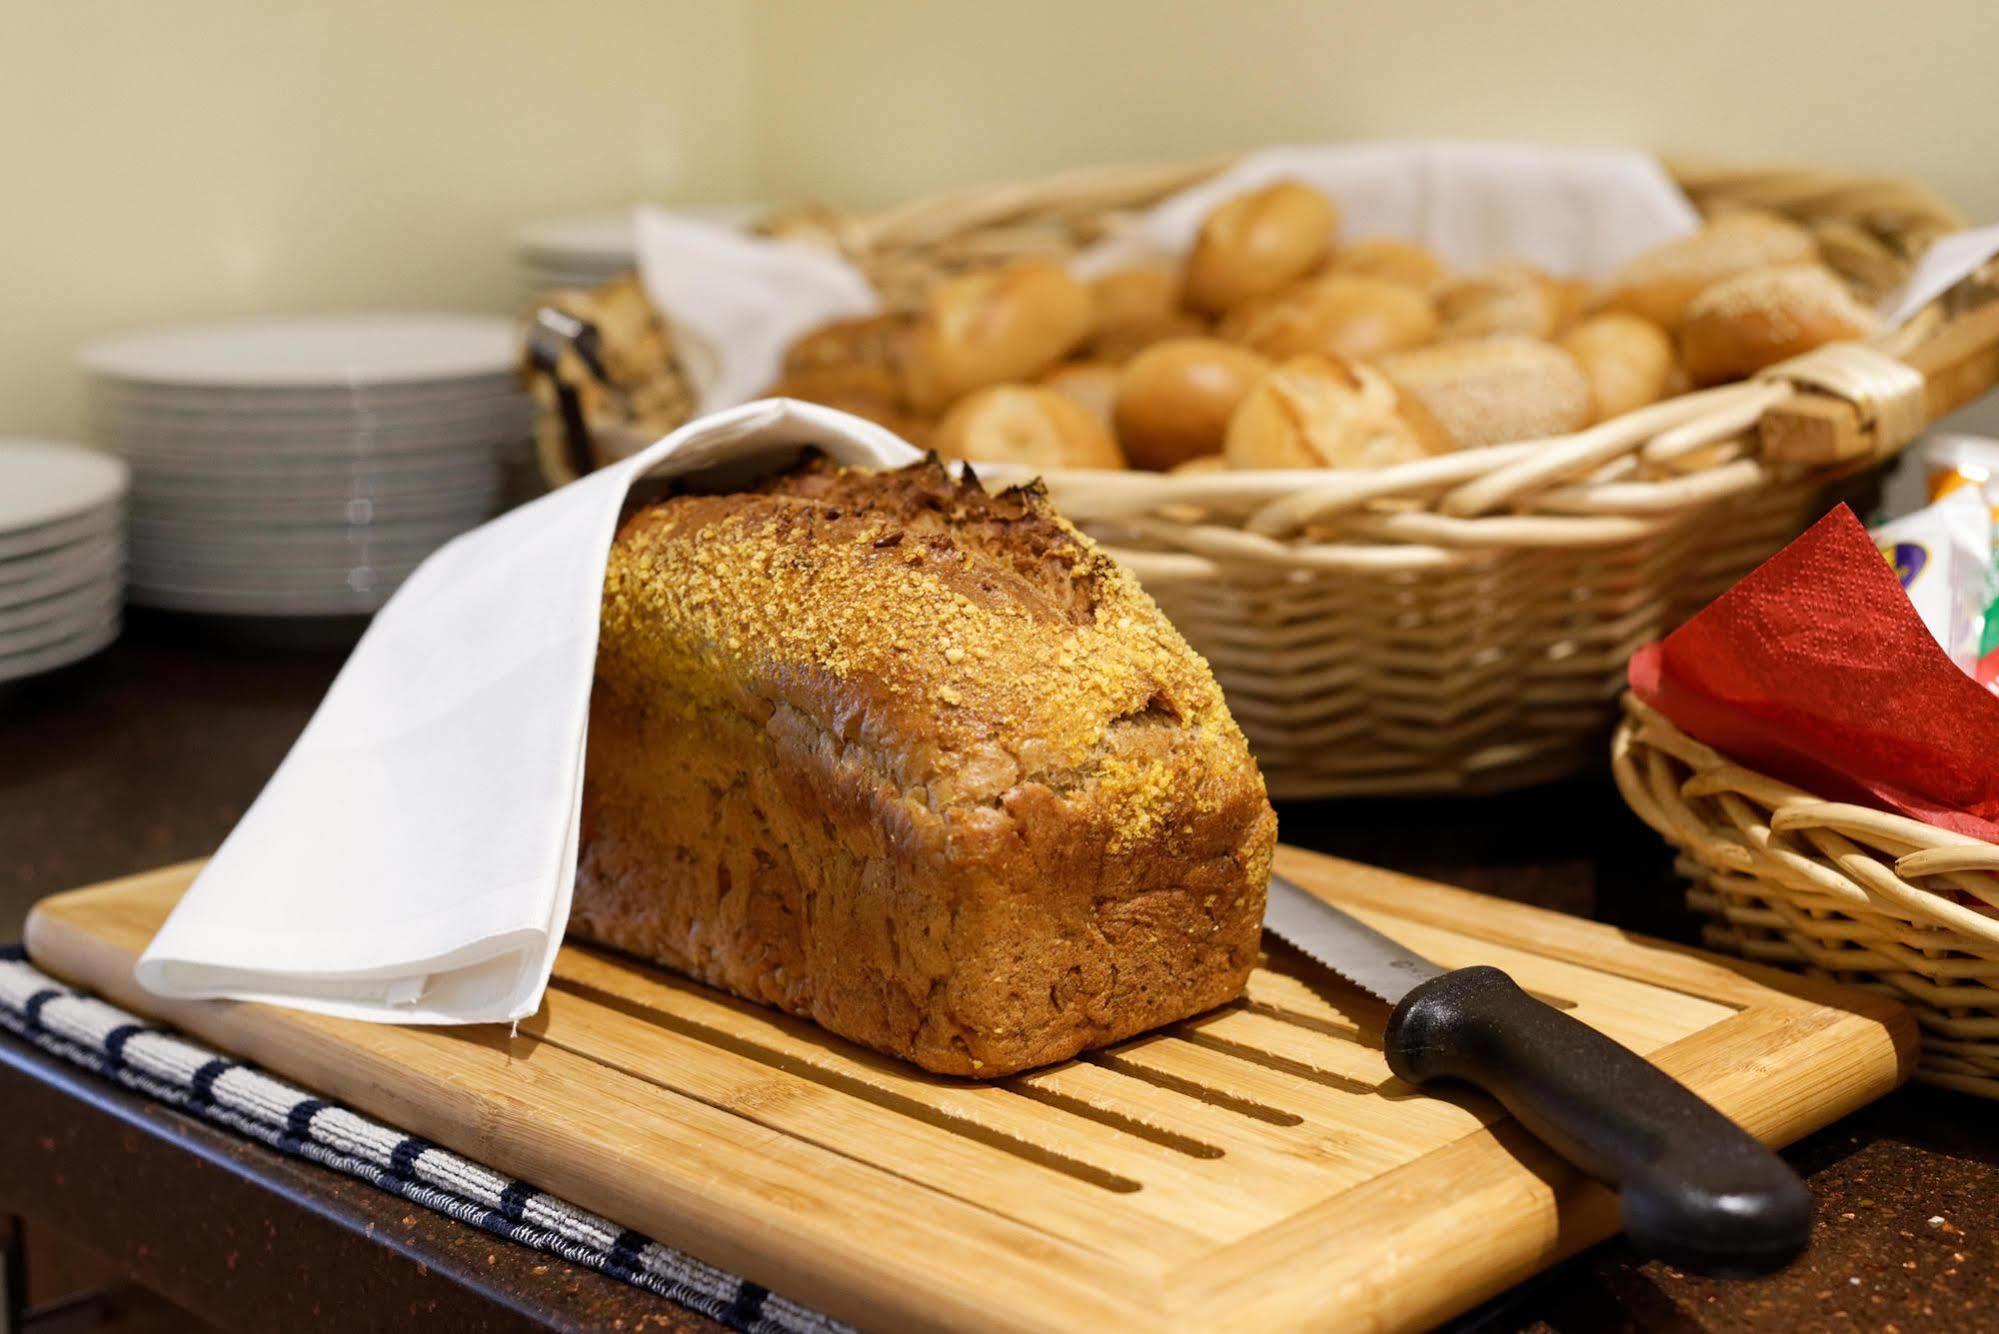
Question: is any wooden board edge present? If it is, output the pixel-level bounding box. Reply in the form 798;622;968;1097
21;874;1173;1334
17;855;1920;1333
1162;993;1911;1331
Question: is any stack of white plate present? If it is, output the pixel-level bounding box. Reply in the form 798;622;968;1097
515;205;760;304
82;314;527;618
0;439;127;683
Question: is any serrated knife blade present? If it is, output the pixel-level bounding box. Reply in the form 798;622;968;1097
1261;872;1445;1004
1257;866;1814;1276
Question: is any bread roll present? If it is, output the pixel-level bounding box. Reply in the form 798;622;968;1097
580;455;1275;1076
1037;360;1121;429
781;313;913;404
1435;264;1583;341
1087;313;1211;364
1112;337;1271;471
1090;264;1181;335
1677;264;1876;386
1598;211;1818;329
1559;313;1676;421
904;259;1094;411
933;385;1126;471
1224;355;1442;470
1220;275;1438;362
1380;337;1594;448
1184;181;1339;314
1170;453;1228;475
1325;237;1449;290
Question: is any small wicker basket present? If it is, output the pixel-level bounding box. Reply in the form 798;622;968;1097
524;157;1992;798
1614;694;1999;1100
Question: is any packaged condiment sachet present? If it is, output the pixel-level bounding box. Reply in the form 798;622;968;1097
1869;487;1993;674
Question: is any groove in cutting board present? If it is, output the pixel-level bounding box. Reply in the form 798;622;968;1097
22;847;1917;1333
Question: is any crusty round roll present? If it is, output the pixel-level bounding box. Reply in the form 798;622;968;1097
1220;274;1438;363
1086;312;1211;364
1379;336;1595;449
932;384;1125;471
1170;453;1228;475
1558;313;1677;421
1325;236;1450;290
1037;360;1121;430
1113;337;1271;471
1597;211;1818;329
1224;355;1443;470
1435;264;1587;341
1090;264;1181;337
1677;264;1876;386
778;313;914;404
904;259;1094;412
1183;181;1339;315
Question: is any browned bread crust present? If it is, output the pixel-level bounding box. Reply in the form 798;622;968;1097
575;455;1276;1076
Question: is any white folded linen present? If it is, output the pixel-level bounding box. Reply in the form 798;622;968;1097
136;400;921;1024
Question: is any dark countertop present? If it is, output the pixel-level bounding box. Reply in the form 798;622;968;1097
3;614;1994;1332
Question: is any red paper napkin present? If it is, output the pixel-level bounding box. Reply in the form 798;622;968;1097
1629;504;1999;842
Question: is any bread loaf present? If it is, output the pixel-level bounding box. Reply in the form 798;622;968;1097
576;455;1276;1077
1597;211;1818;329
1183;181;1339;314
904;260;1094;411
1221;274;1438;362
1325;237;1449;290
1677;264;1876;385
1223;355;1442;470
1435;264;1583;341
1380;337;1594;448
1037;360;1121;430
1113;337;1270;471
1559;313;1676;421
933;384;1126;470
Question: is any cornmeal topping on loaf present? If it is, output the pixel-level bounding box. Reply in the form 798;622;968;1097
599;455;1244;829
580;452;1275;1077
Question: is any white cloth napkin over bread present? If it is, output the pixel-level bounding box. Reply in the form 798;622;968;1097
135;400;921;1024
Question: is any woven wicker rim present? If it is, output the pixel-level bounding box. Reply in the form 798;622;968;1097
536;156;1971;571
1614;694;1999;949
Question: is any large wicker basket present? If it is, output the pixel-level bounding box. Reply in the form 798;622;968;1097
524;158;1988;798
1614;694;1999;1099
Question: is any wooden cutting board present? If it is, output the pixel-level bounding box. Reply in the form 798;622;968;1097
26;846;1913;1333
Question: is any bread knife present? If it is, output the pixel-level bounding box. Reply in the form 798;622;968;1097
1262;873;1812;1275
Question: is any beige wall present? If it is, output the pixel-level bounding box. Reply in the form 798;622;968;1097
754;0;1999;221
1;0;757;438
8;0;1997;439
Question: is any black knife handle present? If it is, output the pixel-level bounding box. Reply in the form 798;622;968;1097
1383;965;1811;1276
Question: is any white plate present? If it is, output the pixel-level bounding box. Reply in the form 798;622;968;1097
0;533;121;591
90;410;527;456
124;449;500;486
132;486;494;528
80;314;519;390
0;583;120;637
130;558;417;596
86;379;529;423
0;614;119;684
0;552;120;610
132;505;481;540
0;503;121;561
127;582;396;617
0;590;123;656
102;430;511;472
129;529;437;563
0;439;129;533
